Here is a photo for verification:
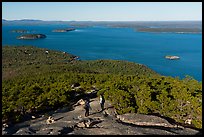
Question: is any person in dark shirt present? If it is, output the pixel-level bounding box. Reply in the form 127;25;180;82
84;98;91;117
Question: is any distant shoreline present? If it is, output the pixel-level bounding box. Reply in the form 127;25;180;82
2;20;202;34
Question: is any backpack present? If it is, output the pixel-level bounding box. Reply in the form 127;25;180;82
84;101;89;109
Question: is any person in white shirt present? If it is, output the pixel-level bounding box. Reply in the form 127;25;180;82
99;94;105;111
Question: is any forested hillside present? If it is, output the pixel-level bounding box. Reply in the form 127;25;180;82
2;46;202;129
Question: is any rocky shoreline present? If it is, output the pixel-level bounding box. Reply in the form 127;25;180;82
165;55;180;60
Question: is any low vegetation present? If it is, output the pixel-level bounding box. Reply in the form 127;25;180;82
2;46;202;129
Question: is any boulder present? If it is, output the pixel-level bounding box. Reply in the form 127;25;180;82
76;117;102;128
14;127;36;135
46;116;55;124
77;99;85;105
117;113;176;128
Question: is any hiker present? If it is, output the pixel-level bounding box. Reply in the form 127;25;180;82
84;98;91;117
99;94;105;111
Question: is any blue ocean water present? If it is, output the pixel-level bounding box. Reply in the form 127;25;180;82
2;24;202;81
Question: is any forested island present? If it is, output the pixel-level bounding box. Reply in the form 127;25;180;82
52;28;75;32
17;34;46;40
2;46;202;131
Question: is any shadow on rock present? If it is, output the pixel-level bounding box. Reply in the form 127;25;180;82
59;126;74;135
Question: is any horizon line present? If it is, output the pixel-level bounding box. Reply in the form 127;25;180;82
2;19;202;22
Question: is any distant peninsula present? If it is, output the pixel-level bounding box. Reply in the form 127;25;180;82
52;28;75;32
11;30;28;33
17;34;46;40
136;27;202;33
2;20;202;34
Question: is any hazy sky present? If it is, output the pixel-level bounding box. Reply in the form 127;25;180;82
2;2;202;21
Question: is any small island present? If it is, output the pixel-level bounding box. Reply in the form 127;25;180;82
11;30;28;33
165;55;180;60
17;34;46;40
52;28;75;32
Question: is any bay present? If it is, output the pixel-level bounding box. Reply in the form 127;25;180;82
2;24;202;81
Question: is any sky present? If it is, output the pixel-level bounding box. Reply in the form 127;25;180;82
2;2;202;21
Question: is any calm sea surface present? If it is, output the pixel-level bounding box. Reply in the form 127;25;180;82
2;24;202;81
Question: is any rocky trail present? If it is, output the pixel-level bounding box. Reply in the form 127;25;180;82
2;97;202;135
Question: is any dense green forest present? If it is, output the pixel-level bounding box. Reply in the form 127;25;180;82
2;46;202;129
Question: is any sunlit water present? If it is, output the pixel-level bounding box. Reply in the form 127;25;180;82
2;24;202;81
